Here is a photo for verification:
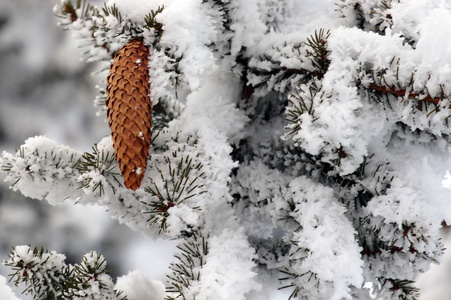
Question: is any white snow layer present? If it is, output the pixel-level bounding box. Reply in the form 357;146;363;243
287;177;363;300
187;229;260;300
116;270;166;300
5;0;451;299
0;275;20;300
1;136;82;205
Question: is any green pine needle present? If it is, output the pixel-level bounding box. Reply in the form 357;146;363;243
74;144;121;196
142;142;206;233
166;230;209;299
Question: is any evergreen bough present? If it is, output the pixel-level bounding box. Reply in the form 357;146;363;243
2;0;451;299
4;245;126;300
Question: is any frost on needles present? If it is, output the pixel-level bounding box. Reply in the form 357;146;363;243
4;246;125;300
2;0;451;299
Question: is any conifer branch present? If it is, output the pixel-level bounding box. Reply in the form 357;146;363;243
5;1;449;299
102;3;122;23
282;31;331;148
379;278;420;300
152;97;185;133
4;246;72;299
248;29;330;96
55;0;97;25
3;246;126;300
142;140;206;233
144;6;164;33
60;0;78;22
284;78;323;136
54;0;165;62
367;82;443;108
278;268;307;300
166;230;209;299
304;28;330;79
0;136;82;202
74;143;122;196
336;0;395;35
361;56;451;120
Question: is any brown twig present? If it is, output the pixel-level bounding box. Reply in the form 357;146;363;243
368;83;441;110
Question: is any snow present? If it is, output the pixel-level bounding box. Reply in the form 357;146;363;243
6;245;67;287
414;8;451;97
156;0;221;90
226;0;266;56
1;136;83;205
120;237;178;283
4;0;451;299
416;229;451;300
188;228;260;300
368;178;433;230
286;177;363;299
389;0;451;42
116;270;166;300
107;0;166;22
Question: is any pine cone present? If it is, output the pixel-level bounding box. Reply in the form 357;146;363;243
106;38;152;190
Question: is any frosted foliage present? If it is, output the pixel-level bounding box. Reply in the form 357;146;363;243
285;25;451;174
0;136;83;205
157;0;219;91
108;0;166;22
414;9;451;96
233;160;291;232
226;0;266;56
387;0;451;43
280;30;390;174
285;177;363;300
368;178;436;236
257;0;291;30
4;245;67;298
336;0;392;31
248;38;313;96
4;246;124;300
76;133;208;237
147;49;178;105
5;0;451;299
8;245;66;277
188;229;260;300
142;132;208;236
75;252;119;300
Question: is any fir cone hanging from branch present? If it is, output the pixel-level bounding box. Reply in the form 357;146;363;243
106;38;152;190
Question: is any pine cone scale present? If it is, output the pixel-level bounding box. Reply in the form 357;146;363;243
106;38;152;190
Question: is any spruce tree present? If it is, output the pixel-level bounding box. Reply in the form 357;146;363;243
2;0;451;299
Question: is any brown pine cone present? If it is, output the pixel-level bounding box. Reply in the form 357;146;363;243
106;38;152;190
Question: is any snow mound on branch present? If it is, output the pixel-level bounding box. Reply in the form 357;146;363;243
157;0;221;91
189;228;261;300
107;0;166;22
287;176;363;299
116;270;166;300
1;136;82;205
